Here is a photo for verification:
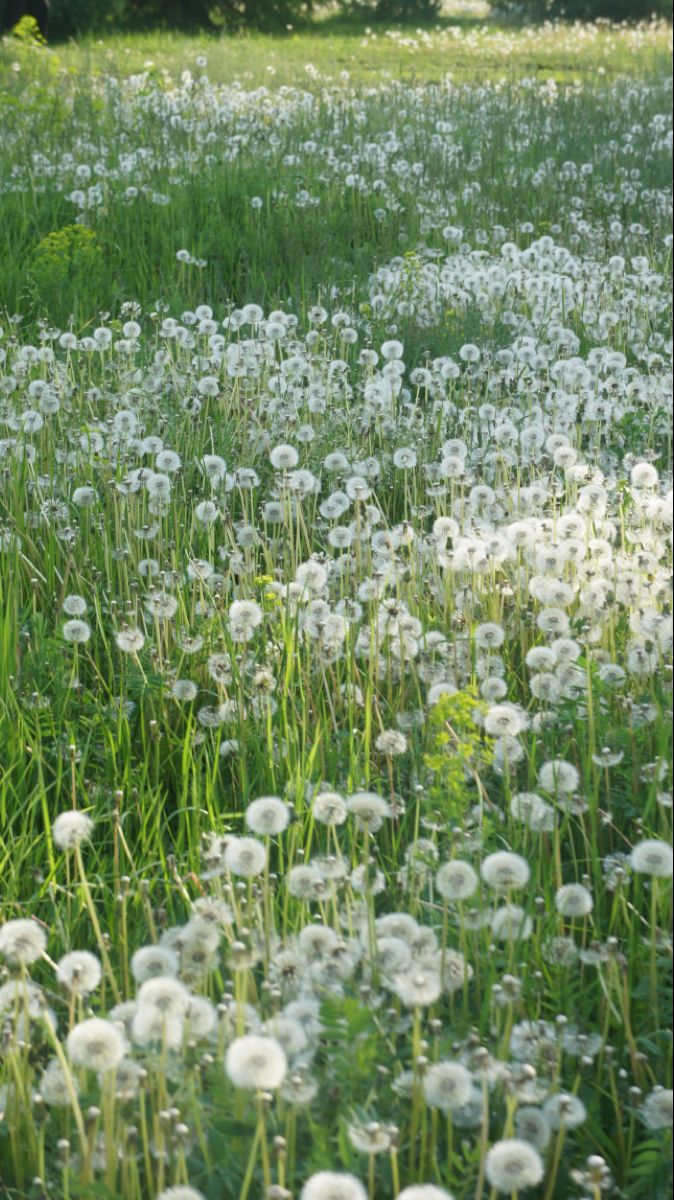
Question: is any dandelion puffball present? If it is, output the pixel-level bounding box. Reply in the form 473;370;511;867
225;1035;287;1090
0;919;47;966
485;1138;544;1193
630;839;673;878
67;1018;127;1072
301;1173;368;1200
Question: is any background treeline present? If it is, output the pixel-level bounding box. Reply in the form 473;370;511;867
4;0;671;40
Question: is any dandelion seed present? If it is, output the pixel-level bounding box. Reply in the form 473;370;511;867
543;1092;587;1129
641;1087;673;1130
225;1035;287;1090
555;883;593;917
423;1061;473;1112
115;628;145;653
39;1058;79;1107
0;919;47;966
396;1186;455;1200
481;852;530;892
224;837;267;877
63;619;91;644
301;1173;368;1200
485;1138;544;1193
630;839;673;877
436;860;479;902
67;1018;127;1072
56;951;102;995
245;796;291;836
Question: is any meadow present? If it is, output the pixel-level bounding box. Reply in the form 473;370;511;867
0;11;672;1200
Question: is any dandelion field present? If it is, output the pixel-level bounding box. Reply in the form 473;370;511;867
0;14;672;1200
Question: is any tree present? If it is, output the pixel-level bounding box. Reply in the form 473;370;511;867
340;0;442;21
493;0;671;18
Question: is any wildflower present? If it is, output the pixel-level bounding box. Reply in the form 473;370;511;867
301;1173;368;1200
555;884;593;917
52;811;93;850
156;1188;207;1200
538;760;579;796
641;1087;673;1130
396;1188;455;1200
393;447;417;470
393;970;442;1008
375;730;407;756
62;619;91;644
543;1092;587;1129
132;1007;184;1049
348;1122;392;1154
245;796;291;836
67;1018;127;1072
630;839;673;877
481;852;530;892
423;1061;473;1112
0;919;47;966
137;976;191;1017
229;599;263;641
224;837;267;877
115;628;145;653
270;444;299;470
225;1035;287;1090
56;951;102;995
484;705;528;738
491;906;533;942
515;1107;551;1151
287;864;327;900
435;860;479;902
39;1058;79;1107
131;945;179;983
62;594;87;616
485;1139;544;1193
346;791;391;831
172;680;198;702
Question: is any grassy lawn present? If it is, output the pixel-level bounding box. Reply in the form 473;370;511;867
0;11;671;1200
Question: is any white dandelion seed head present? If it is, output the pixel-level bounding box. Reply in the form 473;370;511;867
0;919;47;966
555;883;593;917
62;619;91;644
641;1087;673;1130
225;1034;287;1090
630;839;673;877
39;1057;79;1107
543;1092;587;1129
56;950;102;995
245;796;291;836
481;852;530;893
224;836;267;877
346;791;392;830
491;905;534;942
131;945;180;984
423;1061;474;1112
435;860;479;902
485;1138;544;1193
52;811;94;850
301;1172;368;1200
67;1018;127;1072
156;1187;207;1200
137;976;191;1017
396;1186;455;1200
514;1106;551;1151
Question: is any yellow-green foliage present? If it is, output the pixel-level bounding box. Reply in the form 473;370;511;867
9;15;46;45
30;225;103;301
424;690;494;823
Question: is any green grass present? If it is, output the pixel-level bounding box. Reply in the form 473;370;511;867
0;14;671;1200
22;14;673;86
